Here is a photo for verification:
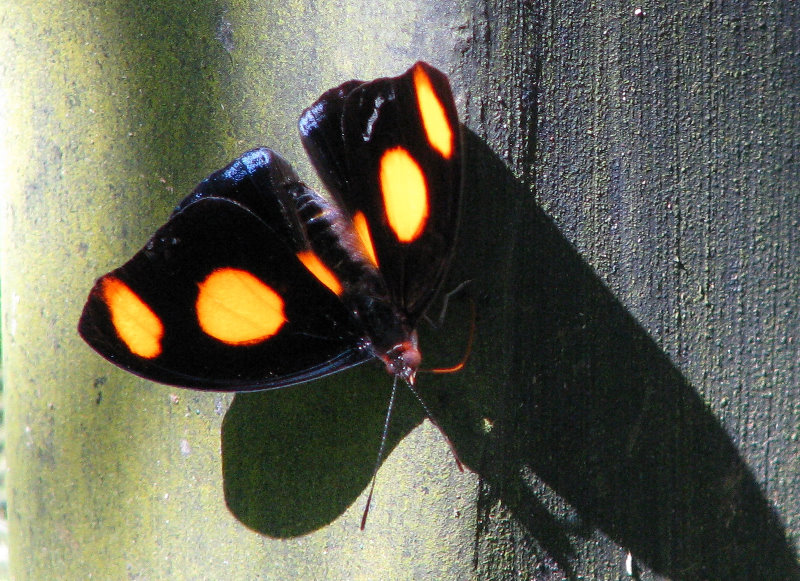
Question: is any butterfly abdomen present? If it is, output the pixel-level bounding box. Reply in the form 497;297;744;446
292;185;419;377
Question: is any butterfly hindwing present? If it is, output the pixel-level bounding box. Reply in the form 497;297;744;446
174;147;308;251
299;62;462;322
79;196;370;390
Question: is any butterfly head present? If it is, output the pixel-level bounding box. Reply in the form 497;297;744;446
380;331;421;385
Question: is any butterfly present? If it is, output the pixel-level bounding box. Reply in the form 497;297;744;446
79;61;463;525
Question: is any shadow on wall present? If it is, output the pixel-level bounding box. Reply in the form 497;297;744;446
220;131;799;580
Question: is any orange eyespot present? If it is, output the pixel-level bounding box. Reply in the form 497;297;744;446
379;147;428;243
297;250;343;295
353;211;379;266
101;276;163;359
196;267;286;345
413;64;454;159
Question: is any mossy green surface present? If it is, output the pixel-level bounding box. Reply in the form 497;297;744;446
5;0;800;578
1;1;476;578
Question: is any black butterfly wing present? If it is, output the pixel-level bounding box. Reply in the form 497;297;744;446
299;62;462;322
175;147;307;251
79;196;371;391
295;81;363;203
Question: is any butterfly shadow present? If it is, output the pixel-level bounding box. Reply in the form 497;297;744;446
220;362;421;538
220;130;799;578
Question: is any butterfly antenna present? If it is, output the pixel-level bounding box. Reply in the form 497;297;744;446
361;375;399;529
404;378;463;472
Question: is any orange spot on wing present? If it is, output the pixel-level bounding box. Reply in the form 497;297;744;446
379;147;428;243
101;276;163;359
353;211;379;267
297;250;343;295
196;267;286;345
413;64;454;159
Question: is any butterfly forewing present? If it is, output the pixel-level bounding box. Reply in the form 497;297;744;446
79;198;369;390
299;62;462;321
